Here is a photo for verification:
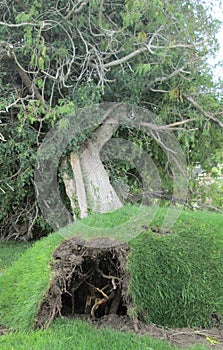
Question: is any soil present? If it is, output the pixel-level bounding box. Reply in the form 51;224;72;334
89;315;223;349
36;237;131;328
2;236;223;349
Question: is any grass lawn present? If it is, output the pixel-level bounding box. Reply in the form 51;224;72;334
0;318;210;350
0;240;31;272
1;205;223;349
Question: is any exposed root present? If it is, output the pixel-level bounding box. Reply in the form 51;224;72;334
36;237;130;329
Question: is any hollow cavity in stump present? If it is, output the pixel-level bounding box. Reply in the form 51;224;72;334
36;237;130;328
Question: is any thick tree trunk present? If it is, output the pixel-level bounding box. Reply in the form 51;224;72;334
70;152;88;218
80;140;122;213
62;166;77;220
62;116;122;219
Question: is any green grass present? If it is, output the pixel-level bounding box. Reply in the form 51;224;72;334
0;318;209;350
129;231;223;327
0;206;223;350
0;233;64;330
128;208;223;327
0;205;223;350
0;240;31;272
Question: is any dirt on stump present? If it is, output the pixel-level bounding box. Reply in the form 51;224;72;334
36;237;130;329
35;236;223;349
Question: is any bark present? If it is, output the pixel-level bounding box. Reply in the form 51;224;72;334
80;139;122;213
2;46;44;102
61;158;77;220
15;64;44;102
70;152;88;219
62;115;122;219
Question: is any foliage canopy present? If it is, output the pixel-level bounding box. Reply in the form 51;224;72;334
0;0;223;238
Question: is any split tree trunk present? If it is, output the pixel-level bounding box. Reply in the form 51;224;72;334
62;115;123;219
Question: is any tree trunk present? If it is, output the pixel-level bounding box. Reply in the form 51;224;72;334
62;116;122;219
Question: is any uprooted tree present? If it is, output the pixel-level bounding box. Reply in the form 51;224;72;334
0;0;223;239
35;102;188;230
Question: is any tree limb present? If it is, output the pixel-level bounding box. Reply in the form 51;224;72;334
139;118;195;131
104;44;200;69
65;0;89;18
183;94;223;128
15;64;44;102
1;45;44;102
15;0;26;11
104;46;148;68
0;21;39;27
145;67;191;91
91;116;119;150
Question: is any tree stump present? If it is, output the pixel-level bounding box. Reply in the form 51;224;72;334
36;237;130;329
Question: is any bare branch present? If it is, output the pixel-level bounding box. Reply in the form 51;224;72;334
15;0;26;11
0;21;39;27
0;96;30;113
139;118;195;131
146;67;191;91
104;42;200;69
97;0;122;36
183;94;223;128
65;0;89;18
104;46;148;68
151;42;203;50
1;44;44;102
0;132;6;141
15;64;44;102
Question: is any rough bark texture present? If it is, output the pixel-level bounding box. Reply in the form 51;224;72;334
62;115;123;218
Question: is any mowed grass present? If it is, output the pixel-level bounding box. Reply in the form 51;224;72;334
0;233;64;330
1;205;223;349
0;318;209;350
0;240;31;272
129;208;223;327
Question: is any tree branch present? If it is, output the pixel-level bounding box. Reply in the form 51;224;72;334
1;45;44;102
183;94;223;128
104;46;148;68
15;64;44;102
91;116;119;150
104;43;200;69
145;67;191;91
0;21;39;27
65;0;89;18
15;0;26;11
139;118;195;131
0;132;6;141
